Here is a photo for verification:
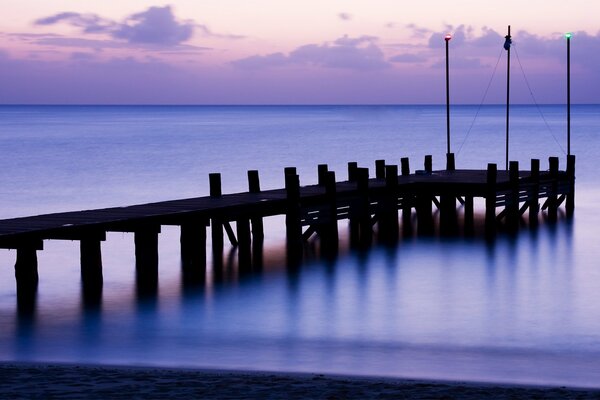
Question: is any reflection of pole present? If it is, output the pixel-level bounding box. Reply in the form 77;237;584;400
445;34;451;155
567;33;571;156
505;25;511;171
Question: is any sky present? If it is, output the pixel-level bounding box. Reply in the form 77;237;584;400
1;0;599;104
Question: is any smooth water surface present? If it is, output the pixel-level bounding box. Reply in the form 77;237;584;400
1;105;600;387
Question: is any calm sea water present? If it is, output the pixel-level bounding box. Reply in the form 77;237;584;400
1;105;600;387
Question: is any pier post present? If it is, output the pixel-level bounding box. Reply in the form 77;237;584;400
134;225;160;293
356;167;372;247
485;163;498;234
446;153;456;171
347;162;358;182
375;160;386;179
15;245;39;290
380;165;399;243
320;170;339;256
440;188;457;236
529;159;540;226
506;161;520;231
80;234;104;286
401;157;410;176
236;218;252;269
548;157;559;222
318;164;329;186
180;221;207;282
566;154;576;217
209;173;224;264
285;171;302;259
424;155;433;174
248;170;264;242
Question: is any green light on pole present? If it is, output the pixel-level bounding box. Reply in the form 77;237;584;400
565;32;572;39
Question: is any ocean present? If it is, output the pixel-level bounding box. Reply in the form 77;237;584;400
1;104;600;387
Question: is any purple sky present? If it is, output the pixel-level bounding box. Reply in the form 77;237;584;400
1;3;598;104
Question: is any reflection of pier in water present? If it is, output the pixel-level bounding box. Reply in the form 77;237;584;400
0;153;575;313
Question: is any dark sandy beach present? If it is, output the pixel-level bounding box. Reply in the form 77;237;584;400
1;363;599;399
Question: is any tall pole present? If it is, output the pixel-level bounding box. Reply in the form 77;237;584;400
445;33;452;155
504;25;512;171
566;32;571;156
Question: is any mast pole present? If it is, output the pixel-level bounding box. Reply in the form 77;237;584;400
567;32;571;156
505;25;511;171
445;33;452;155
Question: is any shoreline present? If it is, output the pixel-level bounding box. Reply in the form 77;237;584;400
1;363;600;399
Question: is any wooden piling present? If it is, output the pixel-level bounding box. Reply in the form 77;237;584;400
507;161;520;231
348;162;358;182
485;163;498;233
375;160;386;179
285;172;302;257
440;188;457;235
320;170;339;256
464;195;474;235
566;154;576;217
209;173;224;262
446;153;456;171
180;221;206;281
247;170;264;242
134;226;160;291
15;246;39;288
401;157;410;176
380;165;399;243
424;155;433;173
356;167;372;247
236;218;252;268
529;159;540;226
318;164;329;186
80;236;104;285
548;157;559;221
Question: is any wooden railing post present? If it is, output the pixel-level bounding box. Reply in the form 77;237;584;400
446;152;456;171
401;157;410;176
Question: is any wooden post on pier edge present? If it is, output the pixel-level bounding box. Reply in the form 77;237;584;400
446;152;456;171
507;161;520;231
356;168;372;248
180;220;207;282
209;173;224;265
375;160;386;179
529;159;540;226
320;170;339;256
485;163;498;235
400;157;413;236
134;225;160;294
379;165;399;243
566;155;576;217
285;170;302;261
248;170;264;242
348;162;358;182
548;157;559;222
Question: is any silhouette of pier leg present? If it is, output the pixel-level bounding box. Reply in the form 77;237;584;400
441;154;458;236
566;154;576;217
529;159;540;227
506;161;520;232
485;163;498;236
80;233;104;306
15;243;41;315
209;173;224;267
379;165;399;245
547;157;559;222
464;195;474;236
285;170;302;264
248;170;264;243
134;226;160;296
236;218;251;271
180;221;206;283
401;157;413;236
356;168;372;248
320;170;338;257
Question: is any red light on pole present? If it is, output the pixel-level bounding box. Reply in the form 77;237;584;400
445;33;452;41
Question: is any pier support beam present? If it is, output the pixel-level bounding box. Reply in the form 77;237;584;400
566;154;576;217
134;226;160;294
379;165;399;244
356;168;372;248
507;161;520;231
440;190;457;236
248;170;264;242
80;234;104;290
529;159;540;226
285;170;302;262
548;157;559;222
236;218;252;269
320;170;339;257
209;173;224;266
15;245;40;296
180;221;207;282
485;163;498;235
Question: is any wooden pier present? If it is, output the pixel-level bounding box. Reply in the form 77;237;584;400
0;153;575;299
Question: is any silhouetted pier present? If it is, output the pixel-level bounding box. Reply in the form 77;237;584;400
1;153;575;301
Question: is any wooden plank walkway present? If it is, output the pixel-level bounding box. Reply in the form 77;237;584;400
0;154;576;301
